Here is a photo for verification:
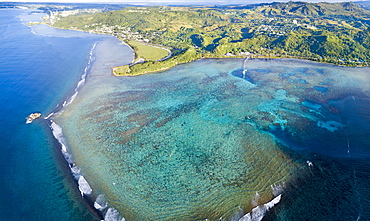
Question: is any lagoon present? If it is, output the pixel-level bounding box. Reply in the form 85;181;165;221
56;47;370;220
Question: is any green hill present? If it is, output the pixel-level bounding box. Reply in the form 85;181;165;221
265;1;369;16
51;2;370;75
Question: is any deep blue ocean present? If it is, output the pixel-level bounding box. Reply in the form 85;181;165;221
0;9;101;220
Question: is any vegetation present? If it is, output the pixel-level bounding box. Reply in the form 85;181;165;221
112;65;130;75
126;40;169;62
51;2;370;75
114;47;204;75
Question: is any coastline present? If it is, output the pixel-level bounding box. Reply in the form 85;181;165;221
41;23;368;75
49;30;301;220
111;51;369;77
43;25;368;77
119;37;135;64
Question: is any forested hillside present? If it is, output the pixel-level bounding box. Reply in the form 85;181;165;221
51;2;370;74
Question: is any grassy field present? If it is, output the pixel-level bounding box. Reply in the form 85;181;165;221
127;40;169;61
112;65;130;75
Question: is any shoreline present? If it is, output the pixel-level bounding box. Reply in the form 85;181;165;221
47;23;370;69
111;54;367;77
42;25;368;76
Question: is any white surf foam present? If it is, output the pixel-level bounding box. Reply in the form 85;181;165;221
30;26;37;35
77;77;86;88
69;164;81;178
47;42;127;221
62;42;96;107
49;120;93;196
44;112;54;120
78;176;93;196
50;121;68;153
63;91;78;106
238;194;282;221
50;121;75;165
94;194;108;211
104;208;126;221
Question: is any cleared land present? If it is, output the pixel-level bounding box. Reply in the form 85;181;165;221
127;40;169;61
112;65;130;76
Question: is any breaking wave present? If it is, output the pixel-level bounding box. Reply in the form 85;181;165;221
44;42;96;120
46;42;126;220
63;43;96;107
49;120;90;195
104;208;126;221
239;194;282;221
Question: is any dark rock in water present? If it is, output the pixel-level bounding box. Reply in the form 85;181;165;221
26;112;41;124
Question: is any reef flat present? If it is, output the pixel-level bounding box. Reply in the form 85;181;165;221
55;57;370;220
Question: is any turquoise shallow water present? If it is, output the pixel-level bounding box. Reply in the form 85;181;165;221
56;54;370;220
58;58;300;220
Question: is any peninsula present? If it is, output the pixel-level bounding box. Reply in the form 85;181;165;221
48;2;370;75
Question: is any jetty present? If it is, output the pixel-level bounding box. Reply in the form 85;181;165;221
242;56;249;78
26;113;41;124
